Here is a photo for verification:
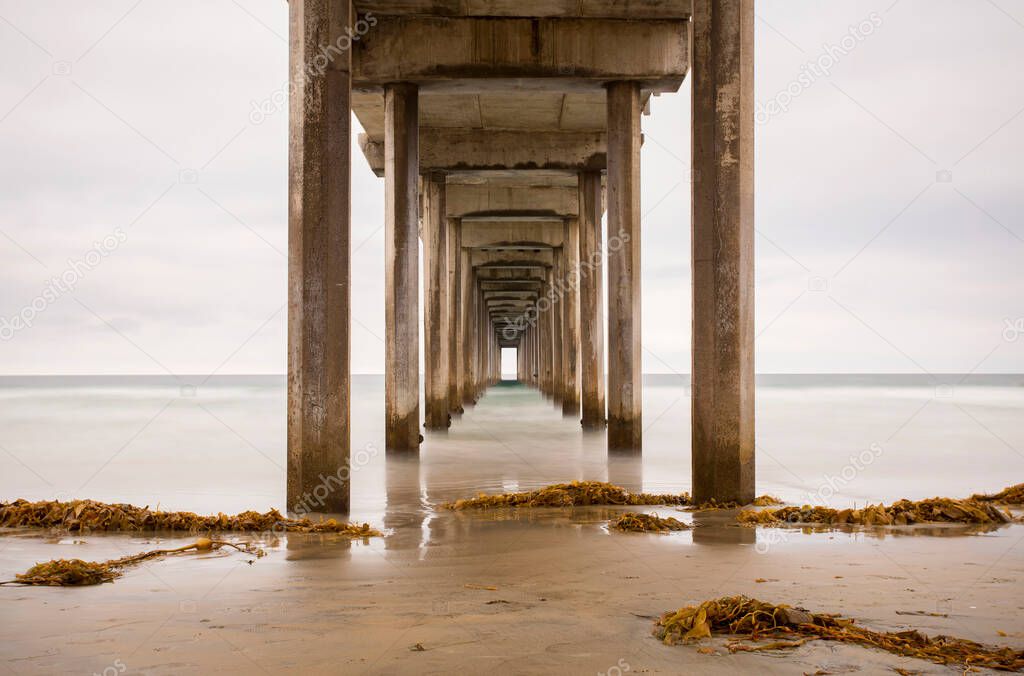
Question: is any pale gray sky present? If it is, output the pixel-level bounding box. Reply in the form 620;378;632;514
1;0;1022;375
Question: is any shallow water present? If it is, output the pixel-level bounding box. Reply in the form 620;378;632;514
1;374;1022;520
3;375;1024;674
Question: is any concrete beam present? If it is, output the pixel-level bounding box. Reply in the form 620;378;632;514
355;1;692;20
460;220;565;248
446;183;579;219
353;18;688;92
359;129;606;175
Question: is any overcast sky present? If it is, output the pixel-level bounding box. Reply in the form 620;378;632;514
0;0;1022;375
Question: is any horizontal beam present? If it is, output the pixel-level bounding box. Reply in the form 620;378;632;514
353;18;688;91
447;184;579;218
355;1;691;20
360;129;605;175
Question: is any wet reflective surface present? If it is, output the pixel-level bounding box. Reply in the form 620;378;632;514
2;376;1024;674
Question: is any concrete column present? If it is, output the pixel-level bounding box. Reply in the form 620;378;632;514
423;174;449;430
691;0;755;504
384;82;420;451
461;250;475;406
579;171;606;428
539;275;553;396
551;248;564;406
606;81;642;451
562;218;581;417
448;218;463;413
287;0;352;513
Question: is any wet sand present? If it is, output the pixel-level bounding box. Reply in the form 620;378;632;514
2;381;1024;674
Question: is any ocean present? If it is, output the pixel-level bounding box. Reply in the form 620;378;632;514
1;374;1022;520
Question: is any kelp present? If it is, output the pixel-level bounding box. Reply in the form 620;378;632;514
0;499;382;537
443;481;691;510
972;483;1024;505
737;496;1013;527
0;538;261;587
654;595;1024;671
689;495;783;511
611;513;691;533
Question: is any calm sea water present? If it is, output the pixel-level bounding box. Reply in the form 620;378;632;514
1;374;1022;521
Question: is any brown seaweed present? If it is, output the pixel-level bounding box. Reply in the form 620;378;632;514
1;538;262;587
654;595;1024;671
443;481;691;510
611;513;691;532
737;496;1014;527
0;499;382;537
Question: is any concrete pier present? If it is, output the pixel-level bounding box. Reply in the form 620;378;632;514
287;0;755;511
605;81;643;451
286;0;352;513
578;171;606;428
561;218;581;418
691;0;756;503
423;174;449;430
384;82;421;451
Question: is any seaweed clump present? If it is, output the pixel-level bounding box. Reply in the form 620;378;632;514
972;483;1024;505
612;513;691;533
443;481;691;510
0;538;260;587
737;497;1013;527
654;595;1024;671
0;499;382;538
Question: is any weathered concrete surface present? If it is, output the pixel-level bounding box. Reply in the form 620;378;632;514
355;0;693;19
423;175;449;430
359;130;606;175
446;183;579;219
384;83;421;451
447;218;464;413
287;0;352;514
550;248;564;404
605;81;642;451
578;171;606;428
353;17;688;92
691;0;755;504
561;218;581;417
461;250;477;406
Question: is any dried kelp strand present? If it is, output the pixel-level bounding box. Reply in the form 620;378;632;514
737;495;1014;527
443;481;690;509
611;513;691;532
972;483;1024;505
653;595;1024;671
0;539;264;587
0;499;382;537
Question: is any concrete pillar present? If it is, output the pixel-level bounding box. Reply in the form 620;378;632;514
287;0;352;513
606;81;642;451
448;218;463;413
461;250;475;406
384;82;420;451
579;171;606;428
539;274;553;396
423;174;449;430
551;248;564;406
691;0;755;504
562;218;581;417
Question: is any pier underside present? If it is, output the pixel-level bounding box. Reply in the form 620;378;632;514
288;0;755;510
